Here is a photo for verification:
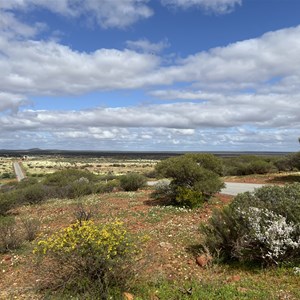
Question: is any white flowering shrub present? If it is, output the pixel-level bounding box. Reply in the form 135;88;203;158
201;184;300;265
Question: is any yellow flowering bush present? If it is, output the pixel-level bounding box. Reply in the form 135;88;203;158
34;220;138;299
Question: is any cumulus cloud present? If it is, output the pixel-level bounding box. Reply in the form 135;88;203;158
0;37;160;95
0;0;153;29
126;38;170;53
0;92;27;113
161;0;242;14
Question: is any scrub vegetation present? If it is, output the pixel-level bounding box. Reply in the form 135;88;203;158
0;151;300;299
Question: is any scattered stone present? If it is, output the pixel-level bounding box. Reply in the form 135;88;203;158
4;255;12;261
196;254;212;267
159;242;173;249
123;292;134;300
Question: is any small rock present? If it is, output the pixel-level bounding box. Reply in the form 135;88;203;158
159;242;173;249
4;255;12;261
123;292;134;300
196;254;212;267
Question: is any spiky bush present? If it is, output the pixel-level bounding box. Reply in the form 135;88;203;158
201;184;300;265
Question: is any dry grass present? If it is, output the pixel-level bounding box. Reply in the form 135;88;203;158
0;189;299;299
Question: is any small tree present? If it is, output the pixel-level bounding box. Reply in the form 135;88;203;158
155;154;224;208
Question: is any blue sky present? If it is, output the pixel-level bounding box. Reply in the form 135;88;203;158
1;0;300;151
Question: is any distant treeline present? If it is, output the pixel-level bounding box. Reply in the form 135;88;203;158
0;149;292;160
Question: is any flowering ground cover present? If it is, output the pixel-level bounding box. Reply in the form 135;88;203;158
0;188;299;299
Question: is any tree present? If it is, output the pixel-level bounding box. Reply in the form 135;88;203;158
155;154;224;208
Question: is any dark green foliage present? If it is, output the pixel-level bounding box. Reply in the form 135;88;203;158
223;155;276;176
0;191;19;215
1;172;13;179
175;186;204;208
0;169;101;215
119;173;147;191
201;184;300;265
155;154;224;208
21;184;48;204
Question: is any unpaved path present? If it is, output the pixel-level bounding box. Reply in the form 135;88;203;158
221;182;265;196
13;161;26;181
148;180;265;196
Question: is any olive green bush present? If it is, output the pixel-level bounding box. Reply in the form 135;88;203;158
119;173;147;191
201;184;300;265
155;154;224;208
223;155;276;176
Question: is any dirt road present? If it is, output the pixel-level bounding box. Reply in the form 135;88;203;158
221;182;264;196
13;161;26;182
148;180;265;196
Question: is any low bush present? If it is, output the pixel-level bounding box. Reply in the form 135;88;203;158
20;217;41;242
0;191;19;215
34;220;139;299
155;154;224;208
0;216;21;252
119;173;146;191
152;180;174;202
223;155;276;176
96;179;120;194
201;184;300;265
43;169;97;187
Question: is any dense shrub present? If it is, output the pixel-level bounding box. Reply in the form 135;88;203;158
1;172;13;179
119;173;146;191
34;220;138;299
20;184;48;204
96;179;120;194
152;180;174;202
0;190;20;215
43;169;97;187
155;154;224;208
223;155;276;176
201;184;300;265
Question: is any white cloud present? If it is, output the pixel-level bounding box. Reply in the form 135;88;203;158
126;38;169;53
0;0;153;29
0;37;160;95
161;0;242;14
152;25;300;92
0;92;27;112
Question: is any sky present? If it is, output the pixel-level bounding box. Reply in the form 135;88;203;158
1;0;300;151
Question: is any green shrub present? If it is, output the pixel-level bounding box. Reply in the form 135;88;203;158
155;154;224;207
201;184;300;265
21;184;48;204
175;186;204;208
0;191;19;215
119;173;146;191
34;220;138;299
1;172;13;179
96;179;120;194
223;155;277;176
152;180;174;202
43;169;97;187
